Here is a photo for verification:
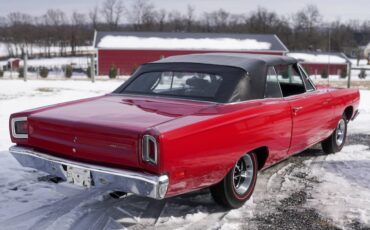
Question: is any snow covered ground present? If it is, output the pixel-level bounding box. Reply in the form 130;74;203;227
0;56;95;80
0;56;91;69
0;80;123;150
350;58;370;67
0;79;369;229
287;53;347;64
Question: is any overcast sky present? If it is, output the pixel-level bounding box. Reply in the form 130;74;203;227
0;0;368;22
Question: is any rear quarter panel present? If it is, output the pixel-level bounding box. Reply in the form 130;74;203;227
328;87;360;127
155;99;292;197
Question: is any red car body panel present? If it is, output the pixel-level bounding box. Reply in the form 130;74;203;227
11;96;216;172
286;89;334;154
10;85;360;197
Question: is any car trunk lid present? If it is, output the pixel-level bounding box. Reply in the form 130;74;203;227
27;95;214;169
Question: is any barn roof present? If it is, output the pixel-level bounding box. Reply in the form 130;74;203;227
93;31;289;52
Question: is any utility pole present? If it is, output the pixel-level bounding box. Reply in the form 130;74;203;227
327;28;331;86
90;55;95;83
10;61;13;79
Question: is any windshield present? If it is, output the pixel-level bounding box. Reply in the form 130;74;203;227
121;71;241;103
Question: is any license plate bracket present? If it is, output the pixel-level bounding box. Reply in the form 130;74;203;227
66;166;92;188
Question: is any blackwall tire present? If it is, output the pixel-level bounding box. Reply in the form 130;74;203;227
321;114;347;154
210;152;258;209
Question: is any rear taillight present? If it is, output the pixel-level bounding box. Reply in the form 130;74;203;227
142;135;158;165
11;117;28;139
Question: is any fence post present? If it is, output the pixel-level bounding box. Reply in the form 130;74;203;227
90;55;95;83
347;62;351;88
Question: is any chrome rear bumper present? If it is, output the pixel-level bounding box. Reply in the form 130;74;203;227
9;145;169;199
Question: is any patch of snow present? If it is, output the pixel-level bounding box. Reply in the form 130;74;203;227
288;53;347;64
22;57;91;68
0;60;6;68
348;90;370;135
0;42;93;58
307;145;370;227
350;58;369;67
0;150;66;223
0;43;9;57
219;222;241;230
1;56;91;71
97;36;272;51
308;72;370;82
0;80;124;151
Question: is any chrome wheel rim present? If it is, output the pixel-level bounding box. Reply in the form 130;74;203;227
232;154;254;195
335;119;346;146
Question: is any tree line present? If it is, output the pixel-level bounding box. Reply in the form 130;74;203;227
0;0;369;58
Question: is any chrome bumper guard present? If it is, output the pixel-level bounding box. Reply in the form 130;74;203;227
9;146;169;199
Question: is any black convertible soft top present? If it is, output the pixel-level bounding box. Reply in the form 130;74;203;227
153;53;297;72
114;53;298;102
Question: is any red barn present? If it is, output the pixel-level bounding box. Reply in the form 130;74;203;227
287;52;350;77
93;31;289;75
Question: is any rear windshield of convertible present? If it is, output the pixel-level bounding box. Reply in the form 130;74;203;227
121;71;242;103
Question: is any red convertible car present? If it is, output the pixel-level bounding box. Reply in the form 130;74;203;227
9;53;360;208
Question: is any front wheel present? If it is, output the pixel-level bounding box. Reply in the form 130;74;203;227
321;115;347;154
210;152;258;209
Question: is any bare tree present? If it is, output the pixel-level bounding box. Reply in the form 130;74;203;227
228;14;246;33
246;7;279;33
89;6;99;29
70;12;87;55
6;12;36;56
0;3;369;59
292;4;323;50
293;5;322;31
185;5;195;31
44;9;67;26
167;10;185;32
41;9;68;56
128;0;156;30
156;9;166;31
101;0;125;30
72;12;86;25
330;20;355;51
203;9;230;32
0;16;6;27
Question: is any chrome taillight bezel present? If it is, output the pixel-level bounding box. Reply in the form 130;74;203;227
11;117;28;139
142;135;158;165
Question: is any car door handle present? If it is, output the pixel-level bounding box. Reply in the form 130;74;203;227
292;107;303;112
322;99;332;105
292;107;303;115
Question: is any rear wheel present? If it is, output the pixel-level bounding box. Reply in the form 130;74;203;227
210;152;258;209
321;114;347;154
